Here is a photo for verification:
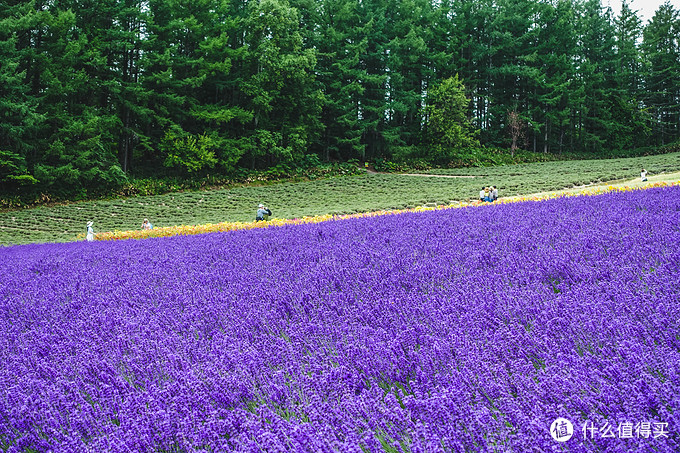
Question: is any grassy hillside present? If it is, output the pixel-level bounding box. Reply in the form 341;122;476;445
2;152;680;246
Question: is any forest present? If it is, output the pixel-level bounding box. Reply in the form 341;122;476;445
0;0;679;197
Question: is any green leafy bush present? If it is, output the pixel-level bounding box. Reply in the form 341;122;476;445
161;132;218;174
0;150;38;189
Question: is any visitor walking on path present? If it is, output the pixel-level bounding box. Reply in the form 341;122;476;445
86;221;95;242
641;169;648;182
255;204;272;221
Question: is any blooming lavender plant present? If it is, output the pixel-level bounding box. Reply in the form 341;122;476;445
0;187;679;452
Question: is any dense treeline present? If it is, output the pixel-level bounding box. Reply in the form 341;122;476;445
1;0;679;196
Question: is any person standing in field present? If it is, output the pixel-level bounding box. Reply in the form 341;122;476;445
479;187;486;202
641;169;648;182
483;187;493;202
86;221;95;242
255;204;272;221
141;218;153;230
492;186;498;202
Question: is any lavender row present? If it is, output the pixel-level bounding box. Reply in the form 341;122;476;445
1;187;679;452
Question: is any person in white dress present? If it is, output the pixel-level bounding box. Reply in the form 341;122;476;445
86;221;94;242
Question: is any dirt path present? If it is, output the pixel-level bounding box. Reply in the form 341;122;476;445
396;170;680;183
369;168;680;201
500;171;680;202
363;168;475;178
399;173;476;178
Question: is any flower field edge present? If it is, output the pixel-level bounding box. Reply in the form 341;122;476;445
4;181;680;452
88;180;680;242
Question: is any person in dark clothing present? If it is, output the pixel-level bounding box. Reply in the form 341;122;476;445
255;204;272;221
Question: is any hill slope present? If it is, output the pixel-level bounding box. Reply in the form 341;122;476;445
2;153;680;245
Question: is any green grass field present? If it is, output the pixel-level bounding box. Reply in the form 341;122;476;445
416;152;680;181
2;152;680;246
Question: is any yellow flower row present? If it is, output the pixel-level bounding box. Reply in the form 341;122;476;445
93;180;680;242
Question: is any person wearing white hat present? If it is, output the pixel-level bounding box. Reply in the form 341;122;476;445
86;221;95;242
255;204;272;222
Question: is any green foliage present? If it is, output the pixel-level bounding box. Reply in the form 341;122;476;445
161;132;218;174
424;75;480;164
374;158;432;173
307;0;368;161
0;150;37;188
641;4;680;147
0;160;363;208
30;111;128;197
239;0;324;167
376;147;555;172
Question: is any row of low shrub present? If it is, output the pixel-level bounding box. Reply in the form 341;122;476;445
0;161;363;211
373;147;560;173
372;140;680;174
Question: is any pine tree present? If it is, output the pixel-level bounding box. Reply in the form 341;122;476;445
240;0;323;167
424;74;479;164
143;0;252;174
642;2;680;145
609;1;650;150
304;0;368;161
574;0;619;153
0;1;42;189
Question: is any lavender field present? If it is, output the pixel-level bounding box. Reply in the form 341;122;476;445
1;187;679;452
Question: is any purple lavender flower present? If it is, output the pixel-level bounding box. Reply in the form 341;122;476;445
0;187;679;452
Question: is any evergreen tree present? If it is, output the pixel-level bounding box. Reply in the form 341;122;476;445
240;0;323;167
143;0;251;175
382;0;433;159
305;0;368;161
31;6;127;193
574;0;619;153
424;74;479;164
450;0;495;136
0;2;42;189
642;2;680;145
610;1;650;150
355;0;390;160
485;0;538;148
528;0;579;153
2;0;678;199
